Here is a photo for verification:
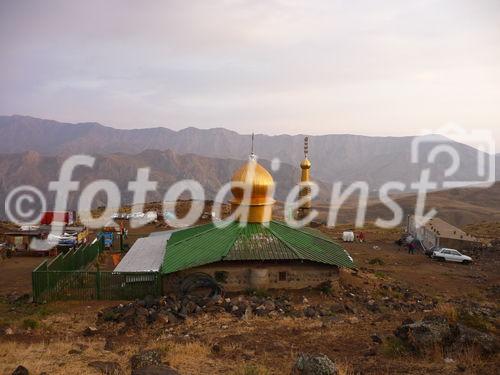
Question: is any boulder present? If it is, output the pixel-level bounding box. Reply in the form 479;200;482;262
347;316;359;324
291;353;338;375
394;316;452;352
263;300;276;311
370;334;383;344
130;350;162;370
303;307;317;318
12;366;29;375
83;326;99;337
455;324;498;355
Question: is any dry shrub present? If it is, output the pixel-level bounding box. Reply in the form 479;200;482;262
0;340;120;375
457;345;488;370
434;303;458;323
381;337;409;358
162;341;211;370
337;360;355;375
428;343;444;362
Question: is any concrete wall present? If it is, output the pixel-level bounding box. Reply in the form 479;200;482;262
162;260;339;292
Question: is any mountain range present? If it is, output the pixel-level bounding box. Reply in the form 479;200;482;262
0;115;498;223
1;115;498;191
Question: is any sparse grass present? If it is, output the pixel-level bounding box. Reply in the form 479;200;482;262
428;343;444;362
101;309;120;322
374;271;386;279
0;340;133;375
0;299;60;329
337;360;355;375
368;258;384;265
457;345;488;371
233;364;272;375
22;318;40;330
162;342;211;371
458;311;494;333
434;303;458;323
381;337;409;358
317;281;333;295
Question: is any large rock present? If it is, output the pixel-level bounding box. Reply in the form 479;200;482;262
394;315;498;356
455;324;498;355
12;366;29;375
394;316;452;352
83;326;99;337
88;361;123;375
291;353;338;375
131;365;180;375
130;350;162;370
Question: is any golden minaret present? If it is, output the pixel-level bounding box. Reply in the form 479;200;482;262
230;134;275;223
298;136;312;218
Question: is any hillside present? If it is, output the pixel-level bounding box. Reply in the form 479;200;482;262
1;115;498;190
315;181;500;227
0;149;331;219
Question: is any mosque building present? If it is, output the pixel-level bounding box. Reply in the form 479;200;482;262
116;138;355;292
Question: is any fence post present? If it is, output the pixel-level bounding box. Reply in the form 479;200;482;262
31;271;37;303
99;233;105;253
96;266;101;300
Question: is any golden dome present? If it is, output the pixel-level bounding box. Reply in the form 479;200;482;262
300;158;311;169
230;157;275;222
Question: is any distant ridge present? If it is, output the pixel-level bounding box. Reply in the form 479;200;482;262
0;149;331;219
0;115;498;190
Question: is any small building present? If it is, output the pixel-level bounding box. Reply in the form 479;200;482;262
2;229;46;252
407;215;482;251
161;220;354;292
2;225;89;255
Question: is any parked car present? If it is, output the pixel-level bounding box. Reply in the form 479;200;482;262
431;248;472;264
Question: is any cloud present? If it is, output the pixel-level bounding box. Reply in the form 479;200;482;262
0;0;499;149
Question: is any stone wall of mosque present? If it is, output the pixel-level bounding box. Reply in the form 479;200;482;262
162;260;340;292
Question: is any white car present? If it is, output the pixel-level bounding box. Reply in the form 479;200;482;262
432;248;473;264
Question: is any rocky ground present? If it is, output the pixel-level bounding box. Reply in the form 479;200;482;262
0;224;498;375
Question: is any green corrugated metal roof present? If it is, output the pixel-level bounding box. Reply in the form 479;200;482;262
268;221;355;269
225;223;300;261
161;220;355;274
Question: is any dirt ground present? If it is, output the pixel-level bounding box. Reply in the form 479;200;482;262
0;222;498;375
0;256;48;295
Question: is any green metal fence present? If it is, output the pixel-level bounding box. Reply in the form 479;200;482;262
46;240;101;271
32;270;162;302
32;239;162;302
32;239;101;302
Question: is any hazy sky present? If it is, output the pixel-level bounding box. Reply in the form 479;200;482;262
1;0;499;149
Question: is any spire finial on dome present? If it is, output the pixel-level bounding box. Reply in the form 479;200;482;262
298;136;312;218
250;132;256;160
